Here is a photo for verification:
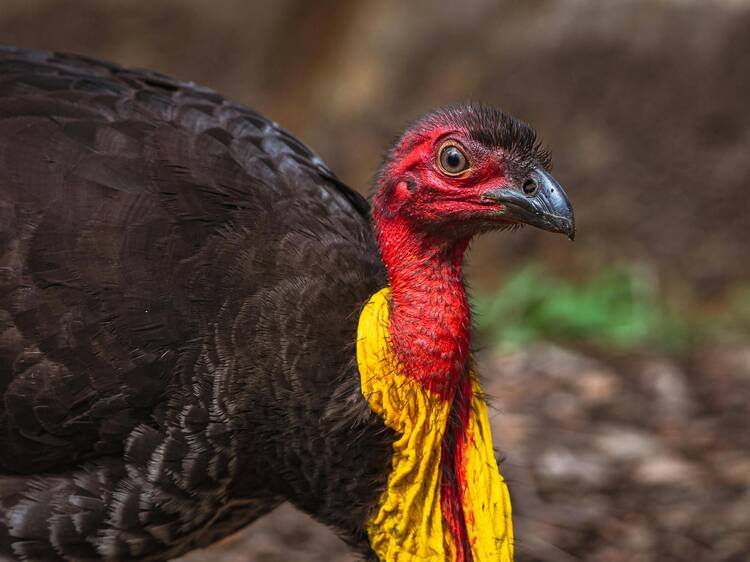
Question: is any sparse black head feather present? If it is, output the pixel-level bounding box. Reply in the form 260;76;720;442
407;102;552;170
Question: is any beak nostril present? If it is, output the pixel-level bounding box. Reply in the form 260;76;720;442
522;179;538;196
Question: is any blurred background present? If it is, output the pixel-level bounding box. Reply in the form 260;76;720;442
2;0;749;560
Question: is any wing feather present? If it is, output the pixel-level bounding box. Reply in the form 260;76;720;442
0;46;371;473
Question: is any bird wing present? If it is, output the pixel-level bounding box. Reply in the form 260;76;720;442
0;46;372;473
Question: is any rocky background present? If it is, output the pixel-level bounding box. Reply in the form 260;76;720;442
2;1;749;561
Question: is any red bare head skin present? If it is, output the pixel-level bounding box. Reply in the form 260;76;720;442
373;104;551;237
370;104;573;560
371;103;563;398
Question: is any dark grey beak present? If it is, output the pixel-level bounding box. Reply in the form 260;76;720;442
482;168;576;240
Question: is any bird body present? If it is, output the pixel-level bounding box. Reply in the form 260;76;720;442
0;46;573;561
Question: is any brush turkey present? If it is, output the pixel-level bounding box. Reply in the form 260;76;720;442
0;46;574;562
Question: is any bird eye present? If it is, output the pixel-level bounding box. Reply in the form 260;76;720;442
437;143;469;176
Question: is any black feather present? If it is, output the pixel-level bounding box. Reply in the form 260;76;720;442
399;101;551;170
0;46;393;561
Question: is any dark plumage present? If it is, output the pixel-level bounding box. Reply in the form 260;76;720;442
0;46;574;562
0;46;392;561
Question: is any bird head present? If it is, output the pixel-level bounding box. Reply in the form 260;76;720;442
372;104;575;244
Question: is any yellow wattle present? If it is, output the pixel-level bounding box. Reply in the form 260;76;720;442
356;288;514;561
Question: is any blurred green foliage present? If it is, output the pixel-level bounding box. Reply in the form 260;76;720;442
473;266;749;351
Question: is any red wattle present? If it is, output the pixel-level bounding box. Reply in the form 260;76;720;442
440;373;474;561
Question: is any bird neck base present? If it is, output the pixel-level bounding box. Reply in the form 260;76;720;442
356;288;514;562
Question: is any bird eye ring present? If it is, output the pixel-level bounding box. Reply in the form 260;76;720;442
437;142;469;176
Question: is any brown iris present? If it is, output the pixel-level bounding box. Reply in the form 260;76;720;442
437;142;469;176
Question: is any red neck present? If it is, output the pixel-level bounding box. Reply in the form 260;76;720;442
373;212;471;399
